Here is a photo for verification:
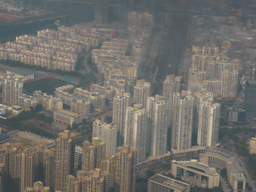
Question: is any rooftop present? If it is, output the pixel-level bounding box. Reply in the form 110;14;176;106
0;131;54;151
173;159;218;176
149;174;190;190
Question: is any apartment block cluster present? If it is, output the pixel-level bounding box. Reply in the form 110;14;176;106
1;73;117;125
188;45;239;99
92;39;139;89
0;25;111;71
0;130;138;192
90;76;221;168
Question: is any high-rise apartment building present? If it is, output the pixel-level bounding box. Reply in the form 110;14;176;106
244;80;256;121
101;156;116;191
148;95;168;156
163;75;181;125
124;104;148;163
43;148;55;191
133;79;151;109
197;100;221;147
82;168;110;192
188;68;206;91
6;147;35;192
172;91;194;151
2;74;23;105
93;119;117;156
25;181;50;192
55;130;75;192
82;138;106;172
221;70;239;98
115;145;137;192
112;91;130;144
66;170;86;192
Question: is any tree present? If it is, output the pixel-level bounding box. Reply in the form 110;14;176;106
220;168;227;179
104;116;112;123
90;104;94;113
34;103;44;112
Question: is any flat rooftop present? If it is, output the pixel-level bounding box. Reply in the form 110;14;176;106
173;160;218;176
0;131;54;151
149;174;189;190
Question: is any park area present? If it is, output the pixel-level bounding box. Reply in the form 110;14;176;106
24;77;71;95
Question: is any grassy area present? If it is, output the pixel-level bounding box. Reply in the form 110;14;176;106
24;77;69;95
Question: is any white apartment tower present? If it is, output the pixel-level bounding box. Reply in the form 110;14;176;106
163;75;181;125
112;91;131;143
148;95;168;156
133;79;150;109
93;119;117;156
197;101;221;147
172;91;194;151
2;74;23;105
124;104;148;163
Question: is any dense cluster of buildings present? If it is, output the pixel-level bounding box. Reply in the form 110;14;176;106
0;25;112;71
188;45;239;99
0;130;138;192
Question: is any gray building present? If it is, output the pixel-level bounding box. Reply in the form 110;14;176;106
148;174;190;192
244;80;256;122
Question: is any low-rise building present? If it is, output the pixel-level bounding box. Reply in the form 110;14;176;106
171;159;219;189
148;174;190;192
227;162;246;192
53;109;82;126
19;94;37;110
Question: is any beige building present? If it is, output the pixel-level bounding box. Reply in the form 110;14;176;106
148;174;190;192
82;138;106;172
171;159;219;189
55;130;75;192
115;145;137;192
82;168;109;192
25;181;50;192
53;109;82;126
199;148;235;169
249;137;256;154
101;156;116;191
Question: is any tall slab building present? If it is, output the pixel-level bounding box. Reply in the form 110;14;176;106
133;79;150;109
163;75;181;125
93;119;117;156
55;130;75;192
115;145;137;192
124;104;148;163
172;91;194;151
148;95;168;156
112;91;130;145
197;100;221;147
245;80;256;121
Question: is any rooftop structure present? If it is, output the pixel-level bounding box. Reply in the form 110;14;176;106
171;159;219;189
148;174;190;192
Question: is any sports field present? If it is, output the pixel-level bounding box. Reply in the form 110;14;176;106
24;77;70;95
